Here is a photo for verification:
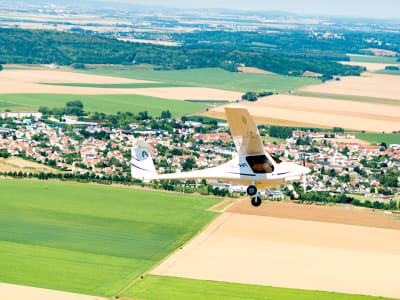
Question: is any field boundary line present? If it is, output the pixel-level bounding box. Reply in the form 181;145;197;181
113;208;224;299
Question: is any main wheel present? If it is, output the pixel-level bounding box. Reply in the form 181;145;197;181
290;191;300;200
247;185;257;196
251;196;262;207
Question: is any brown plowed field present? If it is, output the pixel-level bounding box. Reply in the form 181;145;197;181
228;200;400;230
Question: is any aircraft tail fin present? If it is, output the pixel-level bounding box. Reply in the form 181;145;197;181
131;139;157;181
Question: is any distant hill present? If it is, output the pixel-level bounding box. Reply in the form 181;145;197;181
0;28;362;77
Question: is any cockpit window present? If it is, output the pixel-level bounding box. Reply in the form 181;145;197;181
246;155;274;174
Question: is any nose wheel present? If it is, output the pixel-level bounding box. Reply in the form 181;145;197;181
251;196;262;207
247;185;257;196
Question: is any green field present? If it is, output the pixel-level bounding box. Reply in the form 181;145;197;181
86;67;321;92
263;136;286;144
355;133;400;145
0;180;220;297
375;69;400;76
294;91;400;106
122;275;396;300
348;55;400;64
0;94;207;116
42;82;191;88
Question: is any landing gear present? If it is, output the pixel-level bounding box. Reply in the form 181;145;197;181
288;184;301;200
290;191;300;200
247;185;257;196
251;196;262;207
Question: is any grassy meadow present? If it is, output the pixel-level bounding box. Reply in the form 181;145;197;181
355;133;400;145
122;275;397;300
375;69;400;76
348;55;399;64
0;94;207;116
86;67;321;92
0;180;220;297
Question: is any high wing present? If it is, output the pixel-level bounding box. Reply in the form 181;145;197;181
224;106;265;155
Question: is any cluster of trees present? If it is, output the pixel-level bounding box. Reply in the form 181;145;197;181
242;91;273;102
269;126;294;139
0;28;363;77
39;100;84;117
385;66;399;71
173;30;400;62
294;191;400;210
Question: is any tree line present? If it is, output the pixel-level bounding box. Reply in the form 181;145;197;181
0;28;363;77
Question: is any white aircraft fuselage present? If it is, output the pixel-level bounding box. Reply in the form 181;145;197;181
131;105;310;207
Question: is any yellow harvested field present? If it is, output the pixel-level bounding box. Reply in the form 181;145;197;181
201;94;400;132
300;73;400;100
117;38;180;46
0;282;106;300
237;67;275;75
0;70;242;100
152;212;400;299
0;157;63;174
340;61;399;71
363;48;399;56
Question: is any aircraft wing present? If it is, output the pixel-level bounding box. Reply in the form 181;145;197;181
224;106;264;155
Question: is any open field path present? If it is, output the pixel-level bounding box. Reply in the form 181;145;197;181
0;283;107;300
152;201;400;299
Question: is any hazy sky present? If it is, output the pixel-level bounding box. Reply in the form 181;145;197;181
116;0;400;19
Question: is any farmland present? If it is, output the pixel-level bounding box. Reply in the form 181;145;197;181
0;94;207;116
348;54;399;64
201;94;400;132
152;204;400;299
0;180;220;297
86;67;321;93
122;275;396;300
355;133;400;145
299;73;400;101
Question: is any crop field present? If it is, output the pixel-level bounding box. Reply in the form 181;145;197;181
376;69;400;76
348;54;399;64
294;91;400;106
0;69;242;101
0;157;63;174
355;133;400;145
299;73;400;101
122;275;396;300
152;204;400;299
42;82;191;88
202;94;400;132
86;67;321;92
0;180;220;297
0;94;207;116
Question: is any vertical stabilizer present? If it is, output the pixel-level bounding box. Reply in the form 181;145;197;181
131;139;157;181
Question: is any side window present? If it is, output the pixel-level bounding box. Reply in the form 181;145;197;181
246;155;274;174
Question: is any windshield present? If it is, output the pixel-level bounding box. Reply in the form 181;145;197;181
246;155;274;174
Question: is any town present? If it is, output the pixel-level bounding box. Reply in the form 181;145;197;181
1;107;399;208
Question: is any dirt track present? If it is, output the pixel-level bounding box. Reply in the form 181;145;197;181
152;209;400;299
